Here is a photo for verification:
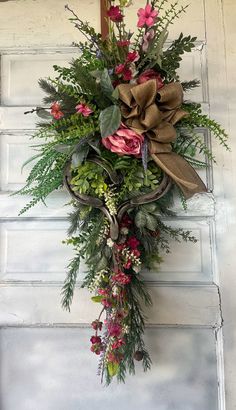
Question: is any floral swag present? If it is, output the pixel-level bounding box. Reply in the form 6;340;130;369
18;0;229;384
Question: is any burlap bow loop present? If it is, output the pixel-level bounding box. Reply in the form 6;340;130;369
117;79;207;198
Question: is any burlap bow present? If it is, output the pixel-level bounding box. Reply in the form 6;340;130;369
117;79;207;198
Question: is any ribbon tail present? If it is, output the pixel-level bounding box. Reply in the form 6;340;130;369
151;152;207;199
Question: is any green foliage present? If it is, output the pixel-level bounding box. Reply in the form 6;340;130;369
99;105;121;138
162;33;197;81
70;162;108;197
182;102;230;151
15;143;67;214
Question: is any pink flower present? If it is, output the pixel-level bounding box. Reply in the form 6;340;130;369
126;51;140;63
98;288;109;296
137;4;158;28
142;29;155;52
107;6;123;22
76;103;93;117
50;102;64;120
122;66;133;81
117;40;130;47
123;260;132;269
112;271;131;285
107;322;122;337
90;335;101;344
91;343;103;355
101;298;113;308
102;124;144;157
132;249;141;258
115;64;125;75
112;339;125;349
127;236;140;250
138;69;164;89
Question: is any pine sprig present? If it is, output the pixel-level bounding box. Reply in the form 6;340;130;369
61;254;80;311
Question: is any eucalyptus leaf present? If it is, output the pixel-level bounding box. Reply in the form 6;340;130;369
99;105;121;138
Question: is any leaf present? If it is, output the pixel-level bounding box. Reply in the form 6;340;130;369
88;139;101;155
91;68;114;98
91;295;103;303
107;362;119;377
54;144;73;154
71;146;90;167
99;105;121;138
145;213;158;231
112;87;119;100
96;255;108;271
135;211;147;228
36;107;51;119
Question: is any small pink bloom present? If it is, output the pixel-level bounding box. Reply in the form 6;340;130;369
112;339;125;349
126;51;140;63
117;40;130;47
112;271;131;285
107;5;123;22
90;335;101;344
102;124;144;157
101;298;113;308
50;101;64;120
115;64;125;75
76;103;93;117
91;343;103;355
127;236;140;250
137;4;158;28
107;322;122;337
132;249;141;258
138;69;164;89
123;260;132;270
122;66;133;81
142;29;155;52
98;288;109;296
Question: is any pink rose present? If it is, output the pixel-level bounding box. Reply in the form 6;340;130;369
102;124;144;157
137;69;164;89
137;4;158;28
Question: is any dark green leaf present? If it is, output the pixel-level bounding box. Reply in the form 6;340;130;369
99;105;121;138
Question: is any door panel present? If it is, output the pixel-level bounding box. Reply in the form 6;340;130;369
0;328;218;410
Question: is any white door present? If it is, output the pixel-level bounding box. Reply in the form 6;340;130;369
0;1;234;409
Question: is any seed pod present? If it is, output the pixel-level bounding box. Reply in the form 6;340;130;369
133;350;144;361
